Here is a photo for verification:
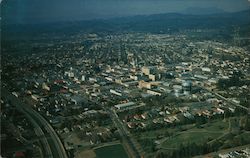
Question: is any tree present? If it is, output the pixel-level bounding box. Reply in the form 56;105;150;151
244;116;250;131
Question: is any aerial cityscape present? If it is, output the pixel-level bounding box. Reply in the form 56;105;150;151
1;0;250;158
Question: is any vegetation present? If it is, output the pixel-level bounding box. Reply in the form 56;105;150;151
217;71;250;90
94;144;128;158
133;115;250;158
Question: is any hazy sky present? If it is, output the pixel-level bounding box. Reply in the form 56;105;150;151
1;0;250;24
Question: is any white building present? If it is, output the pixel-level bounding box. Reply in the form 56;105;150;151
115;102;135;110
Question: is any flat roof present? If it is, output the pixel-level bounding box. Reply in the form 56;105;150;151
115;102;135;108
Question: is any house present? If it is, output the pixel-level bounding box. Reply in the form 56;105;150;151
114;102;135;110
70;95;87;105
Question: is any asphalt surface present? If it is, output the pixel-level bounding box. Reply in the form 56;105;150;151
90;99;144;158
109;108;144;158
199;86;249;113
2;88;68;158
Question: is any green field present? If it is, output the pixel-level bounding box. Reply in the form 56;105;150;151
161;119;229;148
161;131;222;148
95;144;129;158
133;122;227;152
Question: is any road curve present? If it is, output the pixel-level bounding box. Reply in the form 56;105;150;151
2;88;68;158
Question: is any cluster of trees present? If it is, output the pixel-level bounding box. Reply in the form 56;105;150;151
132;104;249;133
155;142;218;158
154;116;250;158
217;71;249;90
139;138;156;153
155;134;250;158
240;116;250;131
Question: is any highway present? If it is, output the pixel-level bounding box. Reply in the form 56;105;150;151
24;109;53;158
2;88;68;158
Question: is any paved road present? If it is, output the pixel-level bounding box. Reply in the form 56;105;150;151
109;108;145;158
198;86;249;113
212;92;249;112
2;88;68;158
89;99;145;158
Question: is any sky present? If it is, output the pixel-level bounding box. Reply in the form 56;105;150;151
1;0;250;24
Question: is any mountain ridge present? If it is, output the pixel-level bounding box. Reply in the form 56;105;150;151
2;8;250;39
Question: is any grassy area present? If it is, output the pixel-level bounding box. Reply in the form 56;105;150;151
191;119;229;132
221;131;250;149
76;149;96;158
161;119;229;148
134;124;195;140
162;131;222;148
133;117;247;156
94;144;128;158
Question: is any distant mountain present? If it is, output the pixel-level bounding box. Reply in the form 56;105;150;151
103;8;250;33
182;7;226;15
2;9;250;39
